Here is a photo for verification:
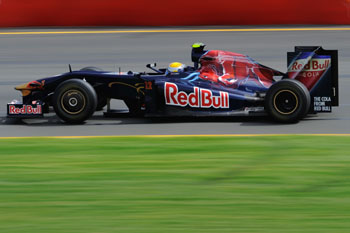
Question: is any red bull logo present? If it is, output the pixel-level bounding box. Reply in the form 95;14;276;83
289;58;330;72
8;105;42;115
288;57;331;90
165;82;229;109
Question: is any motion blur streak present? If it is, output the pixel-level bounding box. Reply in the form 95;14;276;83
0;0;349;27
1;27;350;35
1;136;350;232
0;134;350;139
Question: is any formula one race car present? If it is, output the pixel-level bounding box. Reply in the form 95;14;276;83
7;43;338;123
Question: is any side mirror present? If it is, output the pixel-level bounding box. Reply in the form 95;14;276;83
147;63;157;68
146;63;162;74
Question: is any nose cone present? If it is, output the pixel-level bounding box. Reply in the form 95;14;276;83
15;82;31;96
15;83;28;90
15;80;44;96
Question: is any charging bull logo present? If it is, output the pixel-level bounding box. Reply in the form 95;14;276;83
288;56;331;90
165;82;229;108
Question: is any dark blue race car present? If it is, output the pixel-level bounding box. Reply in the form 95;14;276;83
7;43;339;123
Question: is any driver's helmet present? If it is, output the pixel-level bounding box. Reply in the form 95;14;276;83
167;62;186;73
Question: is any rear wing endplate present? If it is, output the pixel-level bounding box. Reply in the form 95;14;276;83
287;46;339;107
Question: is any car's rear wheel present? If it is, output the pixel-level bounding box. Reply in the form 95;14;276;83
53;79;97;123
265;79;310;123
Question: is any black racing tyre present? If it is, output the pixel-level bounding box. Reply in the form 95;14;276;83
53;79;97;123
265;79;311;123
80;66;103;72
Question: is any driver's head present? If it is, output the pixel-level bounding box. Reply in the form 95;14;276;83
167;62;186;73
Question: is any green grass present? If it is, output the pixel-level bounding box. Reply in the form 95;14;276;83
0;136;350;233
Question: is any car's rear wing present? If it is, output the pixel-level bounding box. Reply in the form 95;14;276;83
287;46;339;112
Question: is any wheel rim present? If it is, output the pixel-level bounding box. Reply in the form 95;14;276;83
60;89;86;115
273;90;298;115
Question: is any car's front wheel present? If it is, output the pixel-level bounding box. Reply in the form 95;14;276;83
53;79;97;123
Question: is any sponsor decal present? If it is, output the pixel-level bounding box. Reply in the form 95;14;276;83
289;58;331;72
313;96;331;112
8;105;42;115
164;82;229;109
288;56;331;90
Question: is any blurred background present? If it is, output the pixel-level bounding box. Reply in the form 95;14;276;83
1;1;350;233
0;0;349;27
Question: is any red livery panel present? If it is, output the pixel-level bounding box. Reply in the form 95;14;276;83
198;50;282;88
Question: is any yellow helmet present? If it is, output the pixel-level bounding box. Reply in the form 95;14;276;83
167;62;186;73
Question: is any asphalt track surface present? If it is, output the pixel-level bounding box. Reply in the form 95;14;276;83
0;26;350;137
